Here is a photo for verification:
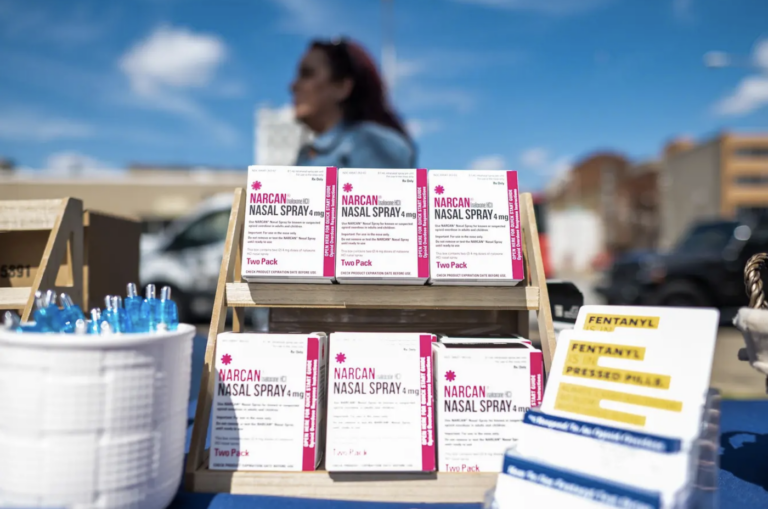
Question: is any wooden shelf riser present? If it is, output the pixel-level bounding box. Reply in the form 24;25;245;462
225;282;539;310
184;189;558;501
189;468;497;503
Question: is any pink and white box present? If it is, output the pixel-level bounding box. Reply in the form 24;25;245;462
209;332;328;471
242;165;337;283
326;332;436;472
428;170;524;285
433;338;543;472
335;168;429;284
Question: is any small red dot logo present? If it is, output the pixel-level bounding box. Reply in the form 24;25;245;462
335;352;346;363
343;183;353;193
445;370;456;382
251;181;262;191
434;185;444;195
221;353;232;365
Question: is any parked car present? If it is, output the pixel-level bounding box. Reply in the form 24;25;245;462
596;219;768;310
140;193;233;323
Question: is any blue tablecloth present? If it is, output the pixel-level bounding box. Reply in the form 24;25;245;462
172;334;768;509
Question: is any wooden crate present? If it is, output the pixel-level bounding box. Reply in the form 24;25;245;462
184;188;557;503
82;210;141;310
0;203;140;317
0;198;84;320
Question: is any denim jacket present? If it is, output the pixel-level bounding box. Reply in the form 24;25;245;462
296;121;416;168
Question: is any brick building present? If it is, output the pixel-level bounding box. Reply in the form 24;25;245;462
547;152;631;253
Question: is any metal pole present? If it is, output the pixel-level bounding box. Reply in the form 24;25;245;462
381;0;397;93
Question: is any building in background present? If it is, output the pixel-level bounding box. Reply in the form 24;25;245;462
254;104;311;165
546;152;629;274
0;157;14;172
0;165;245;233
659;133;768;249
619;159;661;252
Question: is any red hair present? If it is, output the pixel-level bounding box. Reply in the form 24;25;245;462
311;38;410;141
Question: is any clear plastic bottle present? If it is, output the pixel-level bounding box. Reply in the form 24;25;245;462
87;308;103;335
158;286;179;331
32;290;65;332
140;284;160;332
125;283;144;331
60;293;85;333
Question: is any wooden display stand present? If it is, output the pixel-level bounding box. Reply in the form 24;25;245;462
185;188;557;503
0;198;84;320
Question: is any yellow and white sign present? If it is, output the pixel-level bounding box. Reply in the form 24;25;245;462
542;306;719;443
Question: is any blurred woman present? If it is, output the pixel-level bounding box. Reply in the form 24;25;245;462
291;37;415;168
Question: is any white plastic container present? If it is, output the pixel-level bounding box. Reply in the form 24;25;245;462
0;324;195;509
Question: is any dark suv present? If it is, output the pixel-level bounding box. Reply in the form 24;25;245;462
596;219;768;311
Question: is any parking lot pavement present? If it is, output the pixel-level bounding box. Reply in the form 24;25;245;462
711;326;767;399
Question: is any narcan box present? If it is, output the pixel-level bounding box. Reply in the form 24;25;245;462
428;170;523;285
433;339;543;472
210;332;328;471
242;165;337;283
335;168;429;284
326;332;436;472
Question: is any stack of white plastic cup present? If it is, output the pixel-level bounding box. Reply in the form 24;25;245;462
0;324;194;509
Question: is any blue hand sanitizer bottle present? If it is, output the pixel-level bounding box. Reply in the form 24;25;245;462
103;295;115;326
109;295;132;333
125;283;143;331
31;290;60;332
140;284;160;332
60;293;85;333
2;311;20;330
3;311;44;332
88;308;103;335
158;286;179;331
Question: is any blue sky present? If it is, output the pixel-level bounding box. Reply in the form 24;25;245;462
1;0;767;191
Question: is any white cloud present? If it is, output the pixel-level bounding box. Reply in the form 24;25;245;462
399;86;475;113
406;119;442;139
0;109;93;141
0;1;107;45
548;157;573;178
469;155;507;170
518;147;573;178
214;80;247;98
715;76;768;116
19;151;124;176
269;0;345;36
451;0;612;15
754;39;768;70
715;40;768;116
396;58;428;81
118;26;238;145
120;25;227;96
520;147;549;168
672;0;693;21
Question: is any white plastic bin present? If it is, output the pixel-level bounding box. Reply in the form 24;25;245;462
0;324;195;509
